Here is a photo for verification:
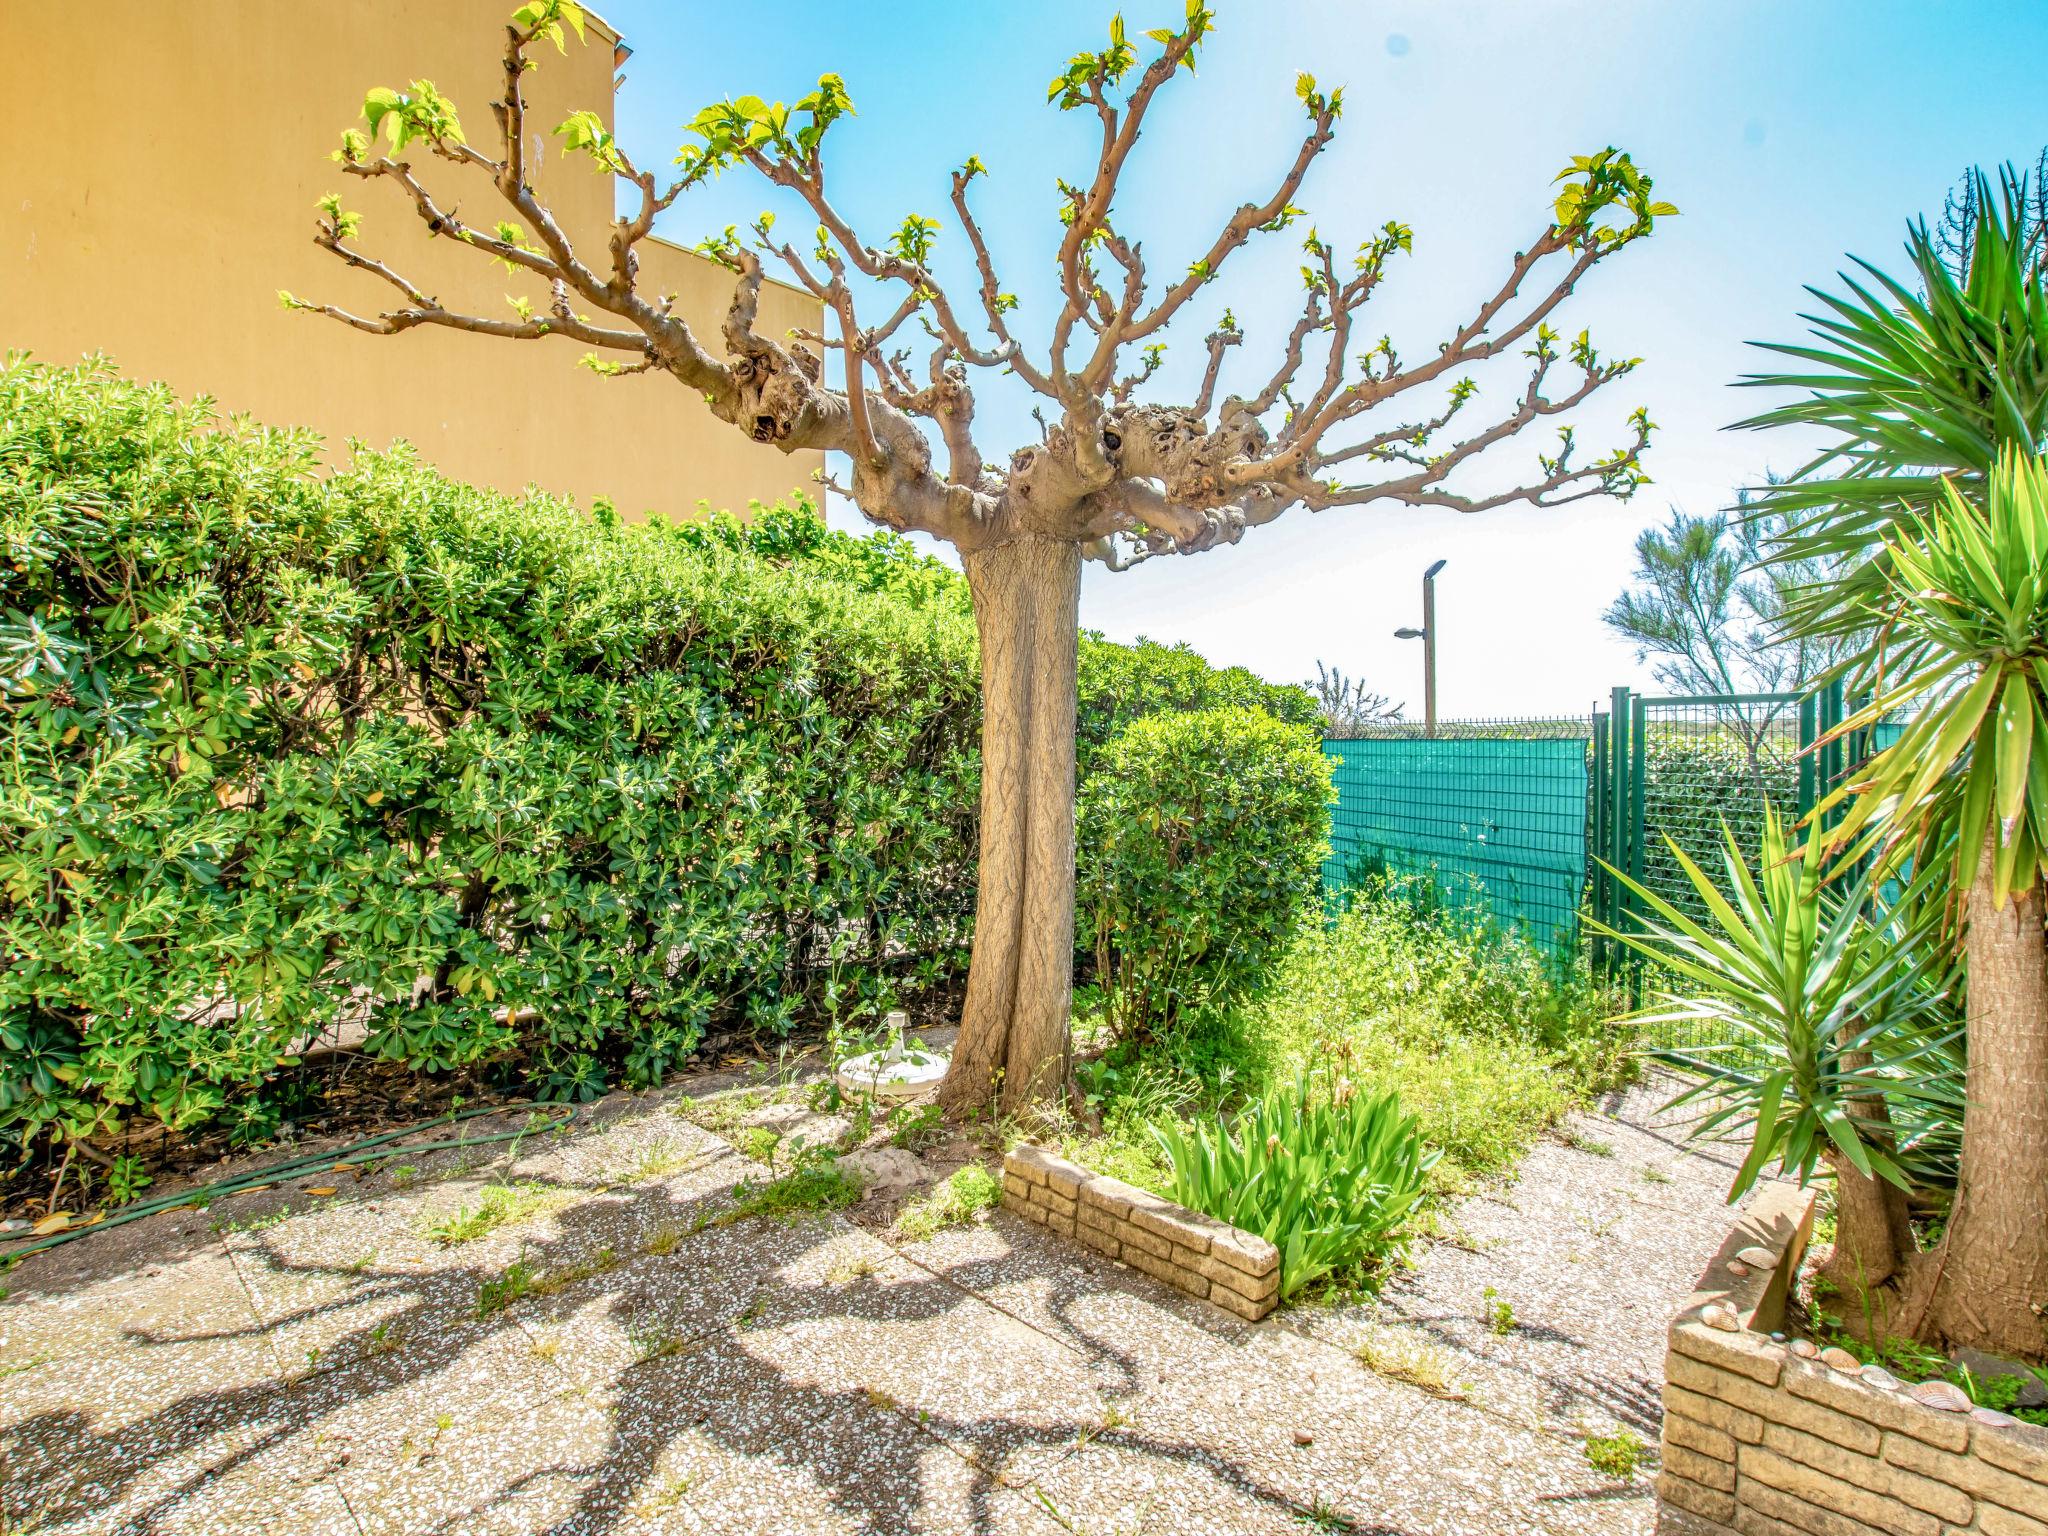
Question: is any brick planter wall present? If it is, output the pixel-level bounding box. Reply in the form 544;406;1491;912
1001;1144;1280;1320
1659;1184;2048;1536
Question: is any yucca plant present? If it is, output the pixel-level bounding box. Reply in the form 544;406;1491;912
1801;451;2048;1358
1152;1072;1438;1300
1592;808;1961;1291
1736;167;2048;593
1818;452;2048;901
1742;162;2048;1359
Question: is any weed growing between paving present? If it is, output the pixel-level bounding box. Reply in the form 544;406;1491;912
695;1146;861;1233
422;1182;569;1245
1582;1430;1646;1480
894;1165;1001;1242
471;1244;623;1317
1482;1287;1516;1335
1351;1324;1467;1399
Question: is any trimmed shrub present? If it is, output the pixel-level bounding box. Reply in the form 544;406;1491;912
1077;706;1332;1039
0;358;980;1151
1076;634;1318;777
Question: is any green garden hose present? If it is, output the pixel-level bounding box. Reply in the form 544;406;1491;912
1;1102;577;1264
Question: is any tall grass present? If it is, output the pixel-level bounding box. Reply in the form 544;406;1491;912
1065;880;1630;1201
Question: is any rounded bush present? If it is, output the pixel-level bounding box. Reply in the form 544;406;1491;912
1078;706;1332;1038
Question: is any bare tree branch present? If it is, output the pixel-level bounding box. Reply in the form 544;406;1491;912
292;9;1667;575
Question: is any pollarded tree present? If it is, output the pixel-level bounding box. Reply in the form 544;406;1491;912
289;0;1672;1113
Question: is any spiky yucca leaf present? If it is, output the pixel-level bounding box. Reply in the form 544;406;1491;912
1813;449;2048;907
1738;168;2048;558
1591;808;1961;1199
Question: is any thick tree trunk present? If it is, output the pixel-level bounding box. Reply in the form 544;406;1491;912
938;535;1083;1116
1921;857;2048;1360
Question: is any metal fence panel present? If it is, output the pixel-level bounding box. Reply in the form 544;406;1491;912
1320;725;1590;955
1635;692;1810;925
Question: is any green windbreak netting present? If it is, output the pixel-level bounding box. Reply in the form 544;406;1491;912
1320;735;1588;954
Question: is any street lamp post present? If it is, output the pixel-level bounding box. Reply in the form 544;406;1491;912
1393;558;1447;737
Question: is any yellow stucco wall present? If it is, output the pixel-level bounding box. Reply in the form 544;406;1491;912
0;1;823;520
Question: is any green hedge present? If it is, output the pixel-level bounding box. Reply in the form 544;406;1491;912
0;359;1316;1154
0;359;984;1148
677;500;1320;762
1079;707;1332;1039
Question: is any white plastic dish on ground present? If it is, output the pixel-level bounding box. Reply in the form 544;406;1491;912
834;1012;948;1102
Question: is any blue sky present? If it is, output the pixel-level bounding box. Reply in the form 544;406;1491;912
595;0;2047;716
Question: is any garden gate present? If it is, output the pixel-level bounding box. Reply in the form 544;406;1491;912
1589;680;1873;1030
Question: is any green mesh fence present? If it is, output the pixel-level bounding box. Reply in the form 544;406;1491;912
1638;701;1806;923
1599;694;1809;1062
1321;721;1591;956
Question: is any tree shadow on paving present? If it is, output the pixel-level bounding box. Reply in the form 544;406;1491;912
1380;1297;1669;1443
1590;1077;1751;1178
3;1148;1425;1536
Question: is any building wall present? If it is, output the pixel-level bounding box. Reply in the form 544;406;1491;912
0;1;823;519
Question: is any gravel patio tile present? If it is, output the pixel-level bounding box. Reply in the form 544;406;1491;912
1;1245;280;1441
218;1232;519;1386
2;1403;318;1536
1022;1432;1360;1536
736;1237;1113;1487
1342;1392;1655;1536
619;1333;1069;1536
212;1139;756;1314
502;1102;732;1187
277;1339;608;1536
39;1465;362;1536
1054;1324;1432;1528
513;1214;882;1387
891;1210;1257;1397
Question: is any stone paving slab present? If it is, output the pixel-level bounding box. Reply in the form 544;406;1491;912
1024;1431;1352;1536
1;1071;1741;1536
307;1373;613;1536
583;1328;1066;1536
528;1216;893;1390
1026;1324;1430;1531
119;1463;363;1536
895;1214;1258;1399
738;1235;1115;1483
1350;1392;1653;1536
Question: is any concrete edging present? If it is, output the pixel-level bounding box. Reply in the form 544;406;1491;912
1657;1183;2048;1536
1001;1143;1280;1320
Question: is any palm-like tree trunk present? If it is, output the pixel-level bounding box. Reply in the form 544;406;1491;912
1922;858;2048;1359
938;535;1082;1114
1820;1043;1916;1296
